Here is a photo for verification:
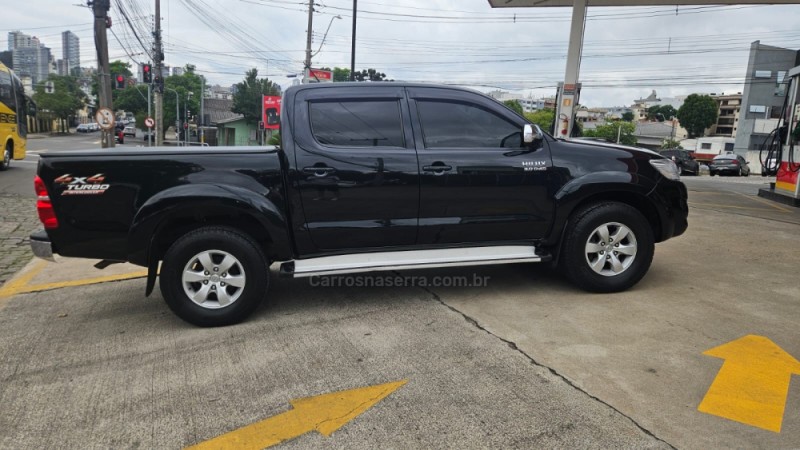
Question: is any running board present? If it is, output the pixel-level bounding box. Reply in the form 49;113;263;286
281;246;546;278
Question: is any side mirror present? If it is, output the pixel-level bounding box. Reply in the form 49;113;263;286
523;124;543;145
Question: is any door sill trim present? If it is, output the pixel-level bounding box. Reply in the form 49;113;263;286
283;245;543;277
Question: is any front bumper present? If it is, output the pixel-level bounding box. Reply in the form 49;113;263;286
30;230;56;262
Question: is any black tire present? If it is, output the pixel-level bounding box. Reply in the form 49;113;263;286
710;171;716;176
559;202;655;293
0;145;10;171
159;227;269;327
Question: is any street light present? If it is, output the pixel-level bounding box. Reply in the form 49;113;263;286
165;87;179;144
311;15;342;59
185;91;194;146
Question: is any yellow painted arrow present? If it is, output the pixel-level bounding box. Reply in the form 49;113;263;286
698;335;800;432
187;380;407;450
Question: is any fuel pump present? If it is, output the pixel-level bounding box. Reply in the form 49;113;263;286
759;64;800;207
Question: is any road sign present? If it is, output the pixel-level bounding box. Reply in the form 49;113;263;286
44;81;54;94
144;117;155;128
95;108;115;130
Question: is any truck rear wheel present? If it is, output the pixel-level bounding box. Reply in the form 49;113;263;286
160;227;269;326
559;202;654;293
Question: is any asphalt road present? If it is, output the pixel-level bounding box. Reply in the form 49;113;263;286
1;137;799;449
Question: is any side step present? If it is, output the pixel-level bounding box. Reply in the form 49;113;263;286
281;246;546;278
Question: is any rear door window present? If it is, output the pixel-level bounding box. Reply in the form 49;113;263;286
309;100;405;148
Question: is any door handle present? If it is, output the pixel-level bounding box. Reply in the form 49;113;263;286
303;166;336;177
423;164;452;174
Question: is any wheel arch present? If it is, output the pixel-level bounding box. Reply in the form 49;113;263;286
544;180;664;261
128;184;293;269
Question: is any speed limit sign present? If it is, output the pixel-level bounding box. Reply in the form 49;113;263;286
145;117;155;128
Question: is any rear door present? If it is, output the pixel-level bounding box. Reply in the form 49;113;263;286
293;86;419;252
408;87;554;245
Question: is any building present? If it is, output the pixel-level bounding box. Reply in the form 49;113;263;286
734;41;800;154
708;93;742;138
8;31;52;84
172;66;184;77
61;30;79;76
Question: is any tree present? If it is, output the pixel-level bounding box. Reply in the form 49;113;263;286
92;60;133;100
33;75;87;133
583;121;637;146
524;109;555;135
677;94;718;138
647;104;677;121
353;68;393;82
232;68;280;125
661;138;683;149
622;111;634;122
320;67;352;82
503;100;524;115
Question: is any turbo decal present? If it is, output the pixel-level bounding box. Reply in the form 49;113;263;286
55;173;111;196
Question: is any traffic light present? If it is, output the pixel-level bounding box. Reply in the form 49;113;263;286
142;64;152;83
114;74;126;89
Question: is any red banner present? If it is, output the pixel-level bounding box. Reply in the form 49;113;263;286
262;95;282;130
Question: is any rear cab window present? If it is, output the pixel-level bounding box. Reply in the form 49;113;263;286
309;100;405;148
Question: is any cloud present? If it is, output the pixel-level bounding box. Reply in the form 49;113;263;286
8;0;800;105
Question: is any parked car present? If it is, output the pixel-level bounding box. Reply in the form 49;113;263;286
75;123;91;133
123;126;137;137
709;154;750;177
30;83;688;327
143;130;155;142
660;149;699;176
87;122;100;132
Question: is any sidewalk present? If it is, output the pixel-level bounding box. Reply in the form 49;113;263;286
0;195;39;287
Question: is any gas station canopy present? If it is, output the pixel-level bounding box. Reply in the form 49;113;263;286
489;0;799;6
487;0;800;138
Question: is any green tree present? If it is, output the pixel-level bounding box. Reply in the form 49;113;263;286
661;138;683;149
647;105;677;121
33;75;87;133
503;100;524;115
622;111;634;122
232;68;280;125
353;68;392;82
524;109;555;134
677;94;718;138
583;121;637;146
91;60;133;101
163;68;204;136
319;67;351;82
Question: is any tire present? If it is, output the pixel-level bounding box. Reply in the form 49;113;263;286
710;171;716;176
559;202;655;293
737;168;742;177
159;227;269;327
0;145;10;171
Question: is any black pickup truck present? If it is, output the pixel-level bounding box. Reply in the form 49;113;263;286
31;83;688;326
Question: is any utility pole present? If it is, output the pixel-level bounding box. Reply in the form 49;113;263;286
304;0;314;79
153;0;164;146
350;0;357;81
90;0;114;148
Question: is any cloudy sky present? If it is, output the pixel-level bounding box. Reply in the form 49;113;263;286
5;0;800;106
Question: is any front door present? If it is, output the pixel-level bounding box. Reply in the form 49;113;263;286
293;86;419;252
408;87;554;245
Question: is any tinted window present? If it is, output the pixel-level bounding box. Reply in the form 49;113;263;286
310;100;404;147
417;100;521;148
0;70;15;113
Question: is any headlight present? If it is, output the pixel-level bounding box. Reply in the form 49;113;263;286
650;158;680;181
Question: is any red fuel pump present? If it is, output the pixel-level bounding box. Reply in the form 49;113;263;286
759;65;800;207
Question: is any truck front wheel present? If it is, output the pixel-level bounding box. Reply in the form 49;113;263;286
559;202;654;293
160;227;269;326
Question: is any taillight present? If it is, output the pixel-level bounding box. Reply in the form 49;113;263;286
731;160;739;165
34;175;58;229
